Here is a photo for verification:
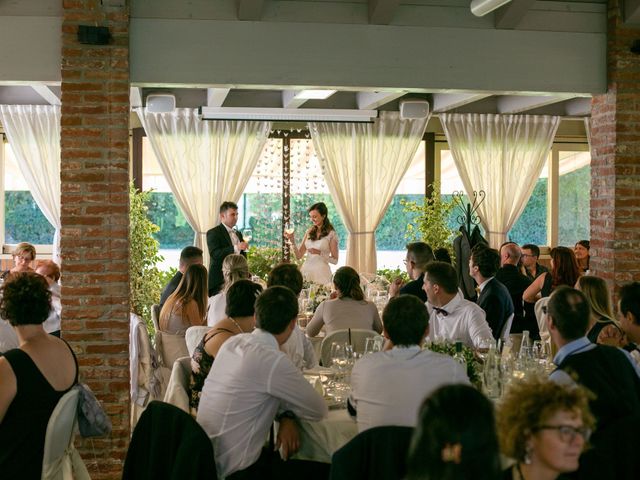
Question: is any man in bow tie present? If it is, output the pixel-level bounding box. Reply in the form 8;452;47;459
207;201;249;296
422;261;493;349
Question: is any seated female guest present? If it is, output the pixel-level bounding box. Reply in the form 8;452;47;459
190;279;262;410
497;376;594;480
576;275;626;346
35;260;62;337
306;266;382;337
0;273;78;479
406;384;501;480
1;242;37;279
574;240;590;273
523;247;580;303
207;254;250;326
159;263;208;334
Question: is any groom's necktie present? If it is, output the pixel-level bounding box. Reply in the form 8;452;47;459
433;307;449;316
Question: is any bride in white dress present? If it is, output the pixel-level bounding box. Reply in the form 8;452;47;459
285;202;339;285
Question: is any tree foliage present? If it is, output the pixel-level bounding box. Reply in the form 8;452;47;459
130;184;164;325
5;191;54;244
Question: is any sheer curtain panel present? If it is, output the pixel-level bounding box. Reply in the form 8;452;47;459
137;108;271;267
440;113;560;247
309;112;429;274
0;105;61;263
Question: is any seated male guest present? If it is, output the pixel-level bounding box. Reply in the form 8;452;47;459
197;287;327;479
496;243;537;338
422;262;493;349
619;282;640;363
521;243;548;280
389;242;434;302
159;246;203;309
469;245;514;339
267;263;317;370
349;295;469;432
547;286;640;438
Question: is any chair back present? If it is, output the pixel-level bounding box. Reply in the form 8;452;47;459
41;388;91;480
122;401;216;480
500;313;515;341
163;356;192;414
155;330;188;368
320;329;378;367
330;425;414;480
151;304;161;334
185;326;211;357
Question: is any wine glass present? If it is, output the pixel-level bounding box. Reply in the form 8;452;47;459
242;228;252;243
284;222;295;235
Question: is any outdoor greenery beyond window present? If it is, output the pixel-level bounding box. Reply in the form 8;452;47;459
5;191;54;244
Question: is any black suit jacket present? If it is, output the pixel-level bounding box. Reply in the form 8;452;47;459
477;278;514;340
159;271;183;309
400;273;427;303
206;224;245;296
495;265;537;337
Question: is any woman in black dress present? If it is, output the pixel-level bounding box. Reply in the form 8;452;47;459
0;272;78;479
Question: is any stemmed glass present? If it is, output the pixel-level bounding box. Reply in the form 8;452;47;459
242;228;252;243
284;222;294;236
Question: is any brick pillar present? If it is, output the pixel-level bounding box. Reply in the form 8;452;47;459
60;1;130;477
590;0;640;290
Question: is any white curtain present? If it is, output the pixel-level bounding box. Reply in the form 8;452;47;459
0;105;61;264
309;111;429;274
137;108;270;267
440;113;560;247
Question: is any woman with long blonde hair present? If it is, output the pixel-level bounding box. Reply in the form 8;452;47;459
159;263;208;334
576;275;625;346
207;254;250;325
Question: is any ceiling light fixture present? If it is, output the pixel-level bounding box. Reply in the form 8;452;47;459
470;0;513;17
294;89;337;100
199;107;377;123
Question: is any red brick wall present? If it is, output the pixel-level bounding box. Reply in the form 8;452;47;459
590;0;640;291
60;1;130;477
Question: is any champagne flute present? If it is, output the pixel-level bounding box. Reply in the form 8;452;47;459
242;228;252;249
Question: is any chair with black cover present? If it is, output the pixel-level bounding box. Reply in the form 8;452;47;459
122;400;216;480
329;426;414;480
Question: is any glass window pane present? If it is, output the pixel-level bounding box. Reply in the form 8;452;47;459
558;151;590;246
509;159;548;246
4;144;54;244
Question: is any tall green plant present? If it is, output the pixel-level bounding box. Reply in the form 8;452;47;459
129;184;164;325
402;181;459;261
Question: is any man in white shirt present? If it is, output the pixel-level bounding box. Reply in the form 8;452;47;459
197;286;328;479
349;294;469;432
422;261;494;349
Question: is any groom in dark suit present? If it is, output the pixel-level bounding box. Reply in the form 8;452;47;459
207;201;248;296
469;245;514;340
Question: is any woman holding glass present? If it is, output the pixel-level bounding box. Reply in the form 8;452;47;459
285;202;339;285
497;376;594;480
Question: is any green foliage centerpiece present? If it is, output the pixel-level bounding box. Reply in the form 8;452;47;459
129;184;164;328
402;180;459;262
425;340;482;387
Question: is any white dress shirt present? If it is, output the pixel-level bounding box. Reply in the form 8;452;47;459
197;329;327;478
349;345;469;432
223;223;240;254
280;327;318;370
426;294;494;348
207;293;226;326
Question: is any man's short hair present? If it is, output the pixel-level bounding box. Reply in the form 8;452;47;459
255;286;298;335
501;243;521;263
267;263;304;296
406;242;435;271
423;261;459;295
547;286;591;341
179;246;203;266
383;295;429;346
522;244;540;258
220;201;238;214
620;282;640;326
471;245;500;278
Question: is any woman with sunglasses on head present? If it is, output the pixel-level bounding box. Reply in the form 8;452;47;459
497;375;594;480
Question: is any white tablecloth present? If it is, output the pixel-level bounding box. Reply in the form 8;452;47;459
293;409;358;463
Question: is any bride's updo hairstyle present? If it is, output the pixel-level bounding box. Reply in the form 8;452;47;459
0;272;51;326
333;266;364;301
308;202;335;241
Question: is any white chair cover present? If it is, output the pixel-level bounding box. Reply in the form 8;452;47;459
185;326;211;358
41;388;91;480
320;329;378;367
163;356;192;414
155;330;188;370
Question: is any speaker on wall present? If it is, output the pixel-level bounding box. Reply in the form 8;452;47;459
145;94;176;113
399;100;430;120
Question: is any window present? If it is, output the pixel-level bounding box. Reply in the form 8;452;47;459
2;142;54;246
558;149;590;246
508;159;548;246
